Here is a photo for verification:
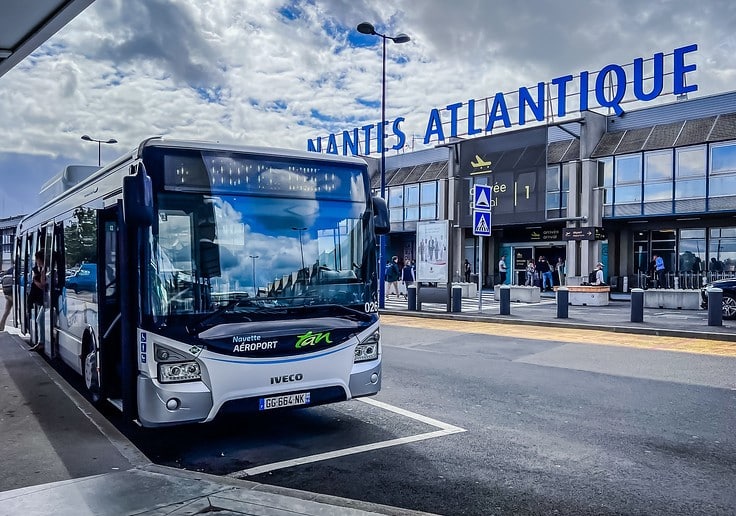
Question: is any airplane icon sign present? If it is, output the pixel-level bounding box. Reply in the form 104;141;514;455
470;155;492;169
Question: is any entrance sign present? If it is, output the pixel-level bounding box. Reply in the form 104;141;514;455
416;221;449;282
562;226;607;241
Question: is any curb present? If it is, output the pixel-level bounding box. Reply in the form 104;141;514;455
380;309;736;343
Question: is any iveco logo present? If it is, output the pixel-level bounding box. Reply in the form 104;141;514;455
270;373;304;384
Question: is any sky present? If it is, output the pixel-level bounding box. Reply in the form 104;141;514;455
1;0;735;218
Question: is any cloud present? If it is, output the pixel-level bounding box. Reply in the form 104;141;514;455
0;0;735;218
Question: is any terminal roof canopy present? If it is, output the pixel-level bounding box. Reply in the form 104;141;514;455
0;0;94;79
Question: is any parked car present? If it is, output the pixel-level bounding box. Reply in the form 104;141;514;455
65;263;97;294
700;278;736;319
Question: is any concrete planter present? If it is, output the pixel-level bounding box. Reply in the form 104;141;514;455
493;285;541;303
643;289;701;310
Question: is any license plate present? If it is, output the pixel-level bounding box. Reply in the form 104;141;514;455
259;392;311;411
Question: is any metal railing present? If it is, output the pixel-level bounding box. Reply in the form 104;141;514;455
633;271;736;290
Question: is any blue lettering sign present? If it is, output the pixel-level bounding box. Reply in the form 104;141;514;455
485;92;511;131
446;102;463;138
595;64;627;115
467;99;481;135
362;124;374;155
326;133;338;154
424;108;445;144
518;82;545;125
673;43;698;95
392;117;406;151
342;128;359;156
551;75;573;117
634;53;663;101
307;137;322;153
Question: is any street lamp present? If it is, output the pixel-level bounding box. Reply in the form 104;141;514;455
356;22;410;308
81;134;118;167
248;255;259;297
292;227;307;273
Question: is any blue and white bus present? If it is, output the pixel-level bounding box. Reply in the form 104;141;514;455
14;138;389;426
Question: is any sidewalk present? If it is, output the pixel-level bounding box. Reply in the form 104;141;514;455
381;289;736;341
0;327;431;516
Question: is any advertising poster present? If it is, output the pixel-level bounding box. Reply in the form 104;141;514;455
416;221;449;282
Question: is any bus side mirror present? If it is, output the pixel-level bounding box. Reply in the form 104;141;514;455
372;196;390;235
123;163;154;227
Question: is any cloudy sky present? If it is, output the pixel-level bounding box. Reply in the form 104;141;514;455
0;0;735;217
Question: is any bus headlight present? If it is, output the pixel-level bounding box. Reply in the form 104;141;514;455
354;331;380;362
158;361;202;383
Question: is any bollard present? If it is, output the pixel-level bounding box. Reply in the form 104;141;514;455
556;287;569;319
452;286;462;313
499;285;511;315
708;287;723;326
407;285;417;311
630;288;644;323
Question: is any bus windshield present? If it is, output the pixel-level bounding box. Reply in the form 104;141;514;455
147;191;371;320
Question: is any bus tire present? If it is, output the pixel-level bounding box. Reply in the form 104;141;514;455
83;336;101;404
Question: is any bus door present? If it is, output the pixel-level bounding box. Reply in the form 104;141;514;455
49;222;65;360
14;235;26;333
28;230;39;344
98;206;122;399
42;224;53;356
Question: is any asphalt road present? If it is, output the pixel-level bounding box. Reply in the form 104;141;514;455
120;319;736;516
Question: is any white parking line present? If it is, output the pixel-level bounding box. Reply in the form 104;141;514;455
227;398;466;478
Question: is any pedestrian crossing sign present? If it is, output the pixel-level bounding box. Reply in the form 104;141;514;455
472;184;492;211
473;211;491;236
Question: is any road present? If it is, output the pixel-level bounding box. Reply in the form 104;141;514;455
121;316;736;515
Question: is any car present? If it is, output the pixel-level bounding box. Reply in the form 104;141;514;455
700;278;736;319
65;263;97;294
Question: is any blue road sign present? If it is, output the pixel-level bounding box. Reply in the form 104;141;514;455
473;184;492;211
473;211;491;236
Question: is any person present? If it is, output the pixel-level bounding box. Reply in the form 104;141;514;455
498;255;507;285
0;267;13;331
29;251;46;350
557;258;566;286
655;253;666;288
524;260;536;286
594;262;605;285
385;256;400;299
537;255;553;291
463;259;471;283
401;258;415;299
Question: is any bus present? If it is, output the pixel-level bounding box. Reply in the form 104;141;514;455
14;137;390;427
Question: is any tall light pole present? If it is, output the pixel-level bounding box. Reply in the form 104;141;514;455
248;255;259;297
292;227;307;273
81;134;118;167
356;22;410;308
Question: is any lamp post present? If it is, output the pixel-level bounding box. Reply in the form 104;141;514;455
356;22;410;308
248;255;259;297
81;134;118;167
292;227;307;273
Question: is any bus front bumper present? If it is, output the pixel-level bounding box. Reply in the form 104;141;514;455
137;376;213;427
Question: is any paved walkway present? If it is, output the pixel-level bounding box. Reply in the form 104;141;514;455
0;326;430;516
382;289;736;341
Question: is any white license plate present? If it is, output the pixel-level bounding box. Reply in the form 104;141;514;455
259;392;311;411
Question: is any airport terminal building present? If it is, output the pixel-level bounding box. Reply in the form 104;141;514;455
378;90;736;290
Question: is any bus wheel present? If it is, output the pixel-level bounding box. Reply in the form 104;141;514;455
83;342;101;404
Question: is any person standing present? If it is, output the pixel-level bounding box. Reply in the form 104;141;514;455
594;262;605;285
498;255;507;285
655;254;666;288
537;256;553;291
463;259;471;283
557;258;566;286
401;259;415;299
0;267;13;331
524;260;536;286
29;251;46;350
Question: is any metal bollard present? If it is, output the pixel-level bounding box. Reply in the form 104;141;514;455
452;286;462;313
708;287;723;326
407;285;417;311
499;285;511;315
630;288;644;323
556;287;569;319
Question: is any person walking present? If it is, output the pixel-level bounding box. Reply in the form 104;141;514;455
0;267;13;331
498;255;507;285
385;256;401;299
401;259;415;300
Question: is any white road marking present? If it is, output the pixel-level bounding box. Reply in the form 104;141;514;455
227;399;466;478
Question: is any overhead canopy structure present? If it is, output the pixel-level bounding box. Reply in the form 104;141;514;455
0;0;94;79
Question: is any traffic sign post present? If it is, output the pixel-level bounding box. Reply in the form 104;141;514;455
472;184;492;311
